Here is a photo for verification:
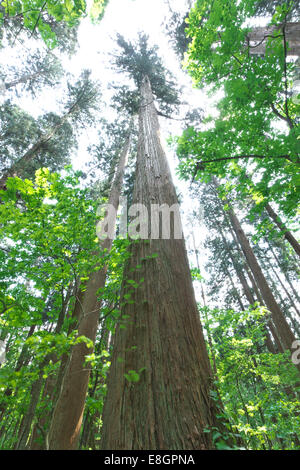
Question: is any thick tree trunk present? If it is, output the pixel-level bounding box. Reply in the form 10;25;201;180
247;22;300;56
47;132;130;450
100;77;227;450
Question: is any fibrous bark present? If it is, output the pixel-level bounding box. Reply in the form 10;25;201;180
100;77;226;450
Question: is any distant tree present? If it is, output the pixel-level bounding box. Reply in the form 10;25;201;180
210;180;300;371
163;0;192;60
0;70;101;189
0;50;64;97
0;101;75;180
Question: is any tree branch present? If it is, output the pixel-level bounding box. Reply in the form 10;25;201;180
281;23;294;130
246;33;283;50
270;102;293;129
30;1;47;38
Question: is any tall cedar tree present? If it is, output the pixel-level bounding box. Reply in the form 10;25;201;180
100;36;230;450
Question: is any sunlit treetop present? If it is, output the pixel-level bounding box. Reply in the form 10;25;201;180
112;33;181;115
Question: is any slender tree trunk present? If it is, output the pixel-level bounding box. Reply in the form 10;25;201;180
242;171;299;256
280;270;300;309
210;220;245;309
267;244;300;315
190;230;207;308
47;131;130;450
244;264;284;353
217;222;256;305
239;264;277;353
29;287;74;449
268;262;300;322
223;220;264;306
4;70;44;90
217;222;279;353
264;203;300;257
79;321;110;450
236;268;255;305
226;265;246;310
191;230;220;378
0;325;36;419
100;76;228;450
16;291;71;450
225;204;299;369
16;360;47;449
0;121;66;189
262;265;300;339
211;180;296;355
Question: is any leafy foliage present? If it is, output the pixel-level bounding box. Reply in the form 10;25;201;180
0;0;109;48
0;168;128;449
175;0;300;225
202;305;300;450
